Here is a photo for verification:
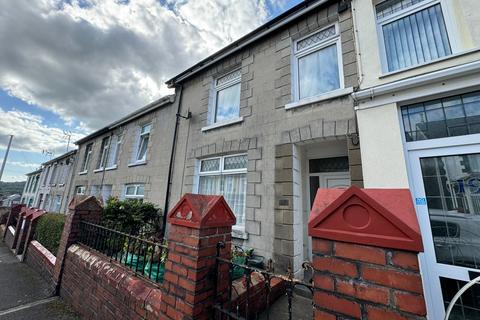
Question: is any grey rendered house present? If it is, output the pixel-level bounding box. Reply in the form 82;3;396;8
21;168;42;207
36;150;78;213
166;0;362;274
70;95;177;212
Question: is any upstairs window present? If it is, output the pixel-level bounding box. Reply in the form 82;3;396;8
81;143;93;172
211;70;241;124
97;136;110;169
376;0;452;72
293;24;343;101
107;133;122;168
135;124;151;163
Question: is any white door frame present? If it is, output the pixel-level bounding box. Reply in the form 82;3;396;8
406;138;480;320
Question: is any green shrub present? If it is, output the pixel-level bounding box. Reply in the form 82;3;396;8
34;213;65;256
102;197;162;239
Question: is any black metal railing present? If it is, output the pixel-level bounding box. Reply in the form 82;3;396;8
78;221;168;283
214;242;314;320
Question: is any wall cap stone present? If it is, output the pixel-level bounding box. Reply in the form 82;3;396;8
308;186;423;252
167;193;236;229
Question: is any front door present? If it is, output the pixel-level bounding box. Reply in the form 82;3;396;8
309;172;351;208
409;145;480;319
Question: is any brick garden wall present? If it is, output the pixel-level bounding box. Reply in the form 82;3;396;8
4;226;15;249
24;240;56;293
60;244;163;320
312;239;426;319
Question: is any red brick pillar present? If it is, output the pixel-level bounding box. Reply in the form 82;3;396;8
53;196;102;293
309;186;427;320
160;194;236;320
2;204;24;241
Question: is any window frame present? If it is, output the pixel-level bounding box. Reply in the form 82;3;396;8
292;23;344;103
124;183;145;199
375;0;457;73
96;136;111;170
196;153;248;231
76;186;86;195
134;124;151;163
107;133;123;169
210;69;242;125
80;143;93;173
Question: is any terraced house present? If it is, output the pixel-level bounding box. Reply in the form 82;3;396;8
167;0;362;274
20;169;41;207
351;0;480;317
70;95;177;212
36;150;77;213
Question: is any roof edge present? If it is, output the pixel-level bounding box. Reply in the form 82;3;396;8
166;0;334;87
75;94;175;145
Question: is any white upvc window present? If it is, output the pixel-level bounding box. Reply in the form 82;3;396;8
209;70;242;125
90;184;113;203
197;154;248;229
134;124;151;163
76;186;86;195
49;164;57;185
54;195;62;212
292;23;343;102
81;143;93;173
124;183;145;200
376;0;453;73
107;133;122;168
96;136;111;169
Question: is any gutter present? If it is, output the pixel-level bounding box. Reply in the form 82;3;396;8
166;0;332;87
161;85;184;238
352;59;480;102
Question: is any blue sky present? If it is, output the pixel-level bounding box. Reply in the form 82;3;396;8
0;0;302;182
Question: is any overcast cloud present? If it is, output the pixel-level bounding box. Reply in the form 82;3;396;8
0;0;285;131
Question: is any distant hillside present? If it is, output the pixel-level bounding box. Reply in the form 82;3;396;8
0;181;26;197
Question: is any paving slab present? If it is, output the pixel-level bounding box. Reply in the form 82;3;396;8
0;241;81;319
0;298;80;320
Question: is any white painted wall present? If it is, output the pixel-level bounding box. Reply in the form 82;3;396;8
352;0;480;89
357;103;409;188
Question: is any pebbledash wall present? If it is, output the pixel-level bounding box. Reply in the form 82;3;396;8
168;0;363;274
71;95;177;209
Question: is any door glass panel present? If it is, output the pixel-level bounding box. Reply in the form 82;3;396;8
420;153;480;269
440;277;480;319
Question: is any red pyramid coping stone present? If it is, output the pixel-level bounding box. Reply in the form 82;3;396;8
308;186;423;252
167;193;236;229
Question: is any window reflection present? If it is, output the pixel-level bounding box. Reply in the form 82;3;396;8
421;153;480;269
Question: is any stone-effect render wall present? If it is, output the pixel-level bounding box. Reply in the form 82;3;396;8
170;3;360;265
71;102;177;209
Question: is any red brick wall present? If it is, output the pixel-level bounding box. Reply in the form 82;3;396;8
60;244;163;320
312;239;426;320
24;240;56;293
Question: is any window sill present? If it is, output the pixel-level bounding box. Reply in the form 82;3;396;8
128;161;147;167
105;165;118;171
93;168;103;173
379;48;480;79
285;87;354;110
78;171;88;175
232;227;248;240
201;117;244;132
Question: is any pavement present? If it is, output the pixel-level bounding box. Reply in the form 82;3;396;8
0;242;80;320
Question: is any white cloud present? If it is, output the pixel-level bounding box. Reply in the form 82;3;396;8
0;0;272;130
0;107;84;154
6;161;41;169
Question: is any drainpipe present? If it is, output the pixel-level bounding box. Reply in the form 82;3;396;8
161;85;184;238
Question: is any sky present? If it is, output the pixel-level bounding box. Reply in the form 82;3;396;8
0;0;302;182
